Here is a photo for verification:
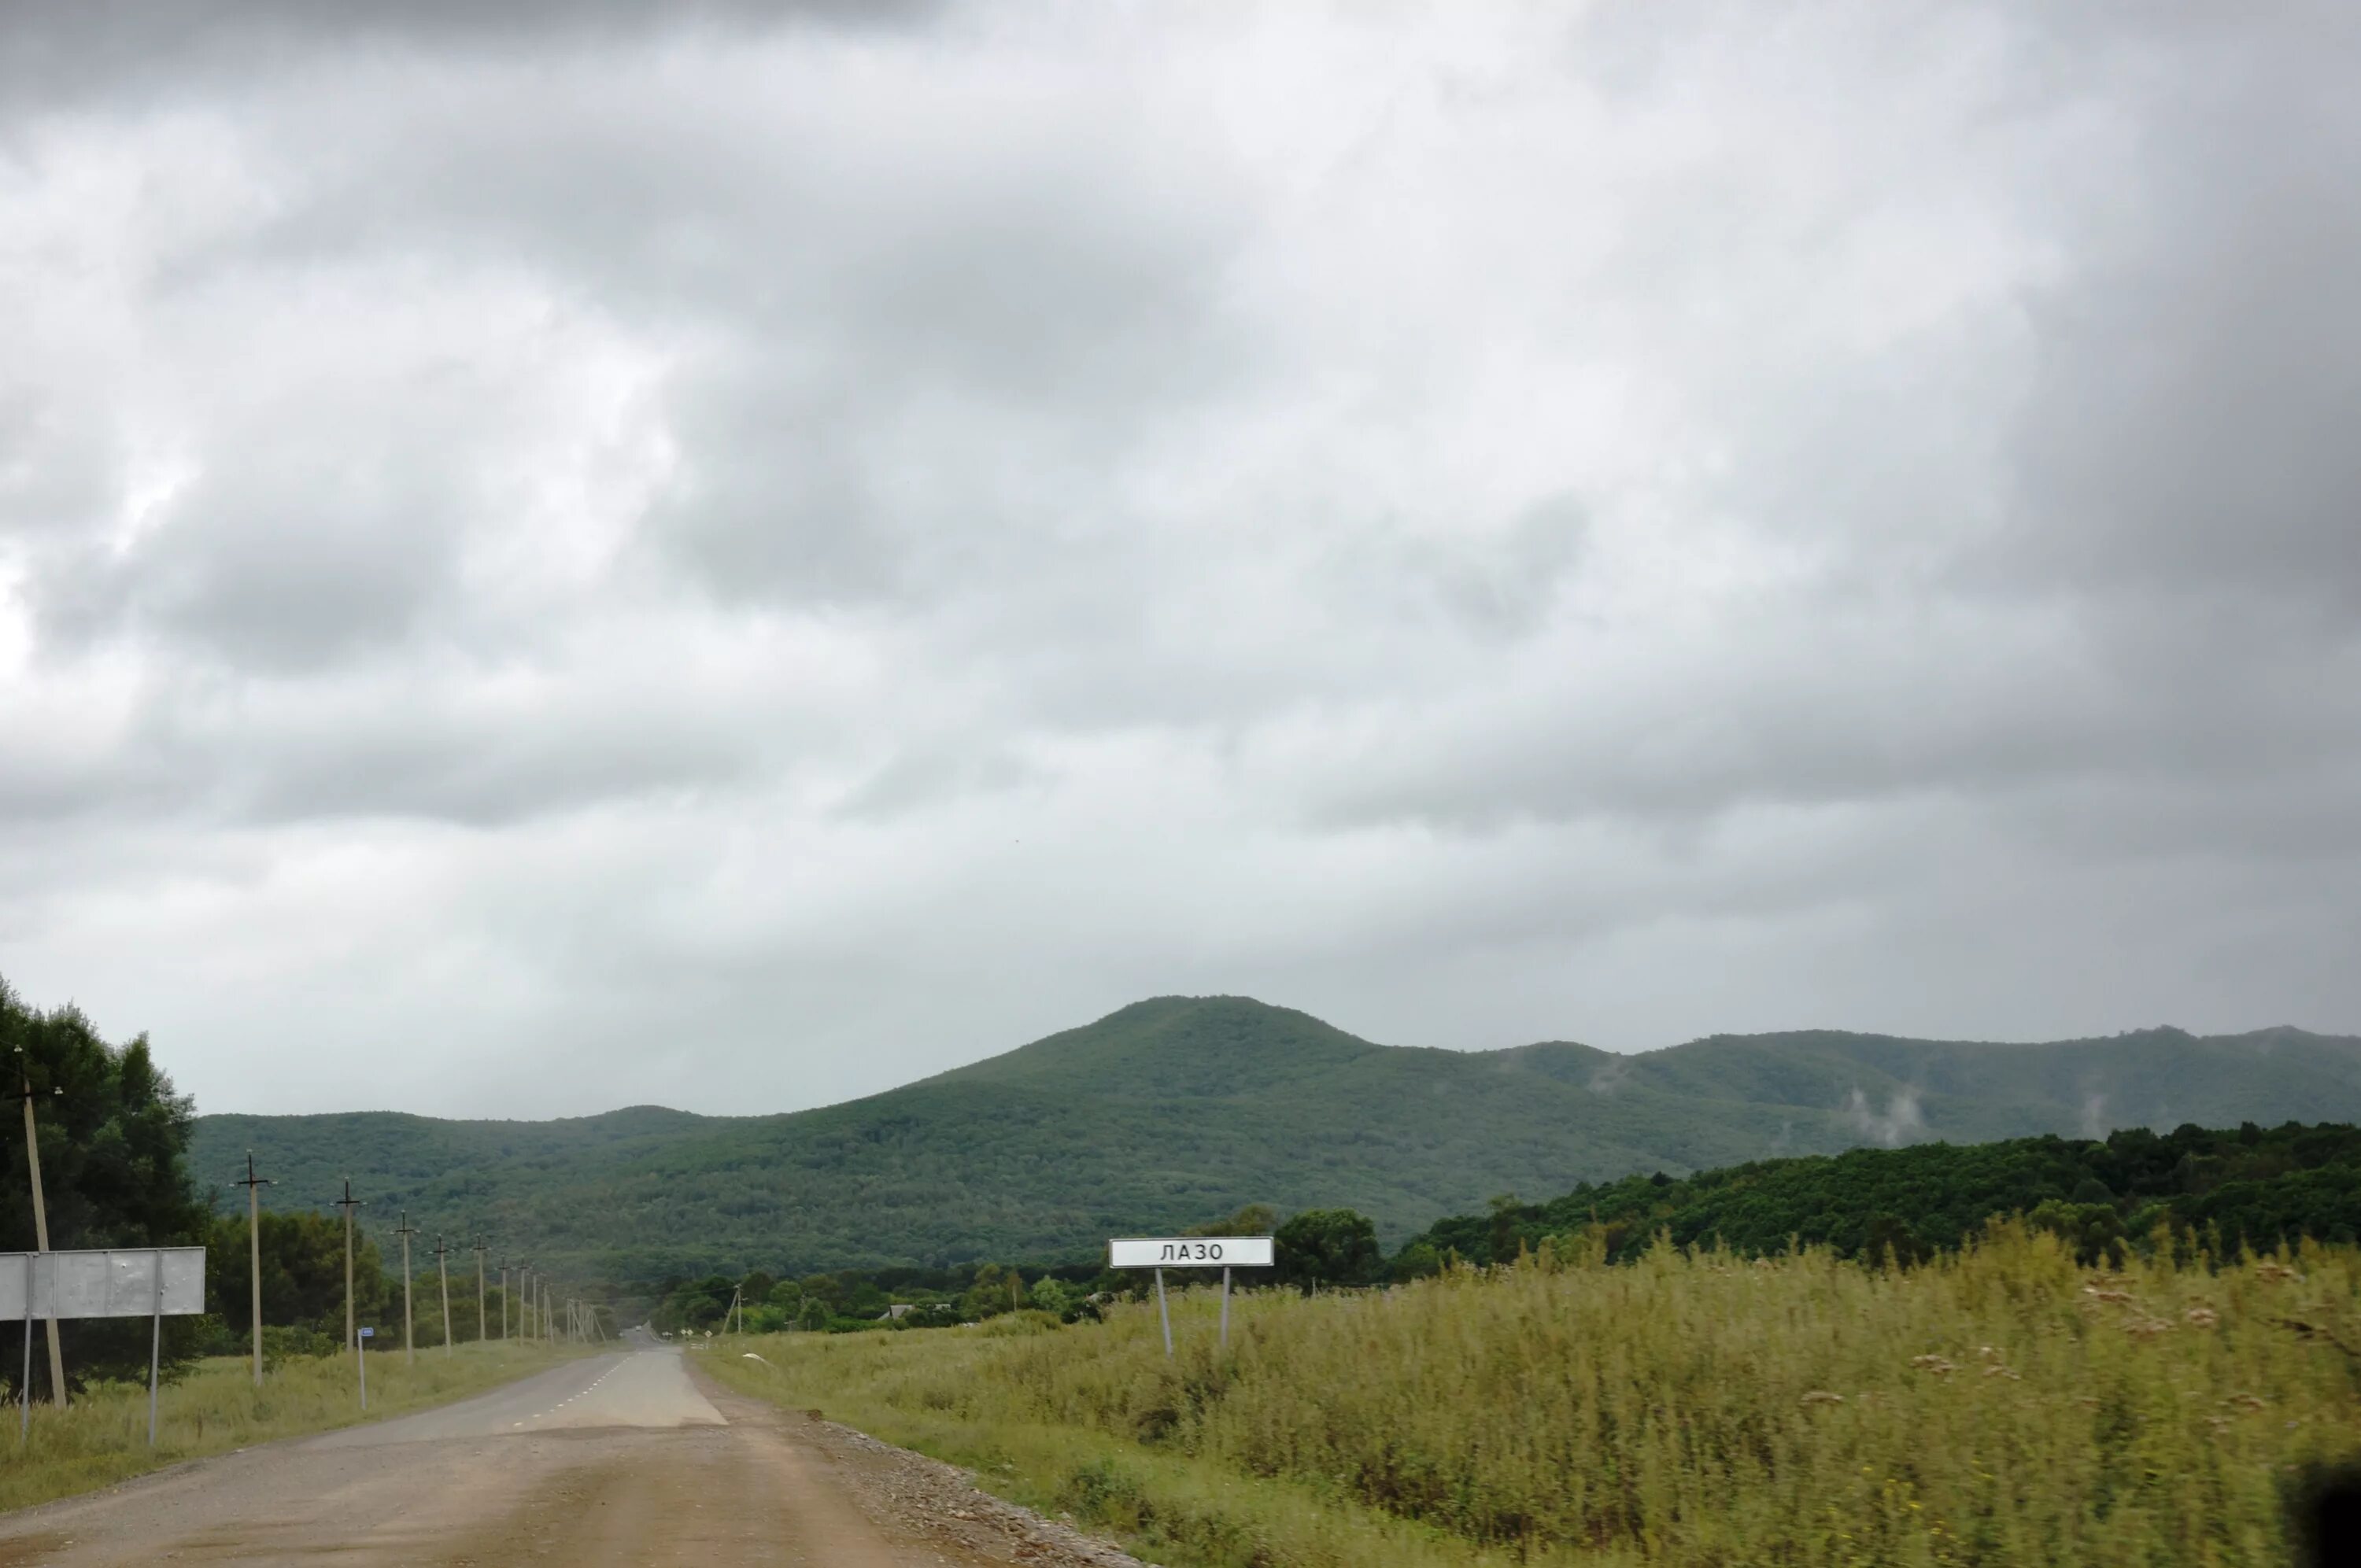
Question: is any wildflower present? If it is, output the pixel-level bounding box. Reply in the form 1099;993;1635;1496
1982;1364;2020;1380
1801;1390;1846;1407
2255;1262;2303;1284
2125;1316;2174;1338
1909;1354;1956;1375
2226;1393;2267;1411
2184;1306;2219;1328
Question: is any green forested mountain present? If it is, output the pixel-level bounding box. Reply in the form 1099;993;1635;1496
187;996;2361;1283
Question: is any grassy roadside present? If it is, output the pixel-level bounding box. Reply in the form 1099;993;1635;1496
702;1223;2361;1567
702;1331;1559;1568
2;1339;586;1513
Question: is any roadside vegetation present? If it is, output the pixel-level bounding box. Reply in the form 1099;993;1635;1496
2;1339;579;1513
705;1223;2361;1567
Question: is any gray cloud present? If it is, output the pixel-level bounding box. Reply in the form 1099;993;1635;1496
1;1;2356;1118
0;2;940;112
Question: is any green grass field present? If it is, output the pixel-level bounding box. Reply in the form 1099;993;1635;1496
2;1339;580;1514
705;1222;2361;1567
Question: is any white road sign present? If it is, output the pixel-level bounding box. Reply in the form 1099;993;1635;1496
1108;1237;1274;1269
1;1249;208;1320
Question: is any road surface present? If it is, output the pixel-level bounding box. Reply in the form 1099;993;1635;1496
0;1334;1137;1566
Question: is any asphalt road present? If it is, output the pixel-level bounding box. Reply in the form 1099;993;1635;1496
0;1336;1011;1566
307;1336;724;1446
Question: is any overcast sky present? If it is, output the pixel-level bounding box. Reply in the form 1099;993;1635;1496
3;1;2356;1119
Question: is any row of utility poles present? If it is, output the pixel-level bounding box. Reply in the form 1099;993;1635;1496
290;1162;604;1399
13;1042;604;1412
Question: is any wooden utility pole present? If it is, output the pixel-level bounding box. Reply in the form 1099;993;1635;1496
233;1153;273;1386
519;1266;531;1343
434;1236;453;1357
332;1179;364;1358
497;1257;509;1341
472;1236;487;1343
14;1054;65;1408
392;1212;420;1365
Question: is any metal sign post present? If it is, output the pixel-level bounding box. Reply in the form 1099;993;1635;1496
357;1327;372;1411
17;1254;29;1443
147;1250;163;1445
1107;1238;1276;1356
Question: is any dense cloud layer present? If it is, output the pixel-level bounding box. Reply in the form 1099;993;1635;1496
2;1;2355;1117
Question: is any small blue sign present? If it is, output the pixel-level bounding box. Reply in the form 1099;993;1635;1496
359;1327;375;1339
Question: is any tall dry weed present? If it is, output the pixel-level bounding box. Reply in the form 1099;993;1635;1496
720;1222;2361;1566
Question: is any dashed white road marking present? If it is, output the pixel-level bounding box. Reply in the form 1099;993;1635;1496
506;1360;625;1428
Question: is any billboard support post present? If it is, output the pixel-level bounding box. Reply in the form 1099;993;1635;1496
147;1251;162;1446
17;1255;28;1442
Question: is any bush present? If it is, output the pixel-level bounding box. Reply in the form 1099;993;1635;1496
1273;1208;1381;1293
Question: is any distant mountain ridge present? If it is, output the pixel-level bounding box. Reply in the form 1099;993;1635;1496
187;997;2361;1282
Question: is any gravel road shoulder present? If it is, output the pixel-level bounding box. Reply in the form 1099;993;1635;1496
688;1360;1147;1568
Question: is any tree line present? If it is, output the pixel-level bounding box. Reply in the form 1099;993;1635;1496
1400;1119;2361;1271
648;1203;1395;1335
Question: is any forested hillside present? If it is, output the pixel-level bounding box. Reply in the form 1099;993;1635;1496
189;996;2361;1282
1411;1120;2361;1271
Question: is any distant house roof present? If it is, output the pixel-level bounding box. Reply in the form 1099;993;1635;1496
878;1303;916;1319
